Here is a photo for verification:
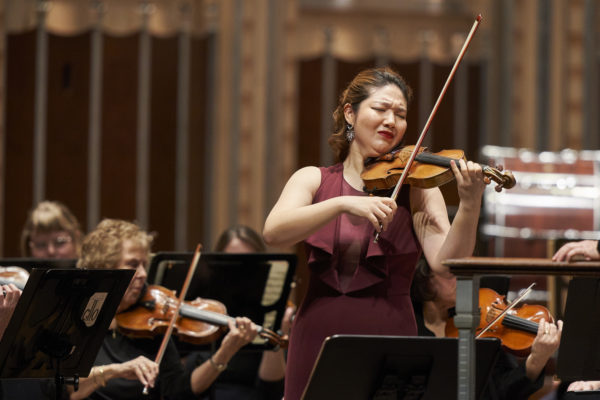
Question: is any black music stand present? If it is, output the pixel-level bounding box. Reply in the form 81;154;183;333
0;267;134;400
557;277;600;381
301;335;501;400
0;258;77;272
147;252;296;351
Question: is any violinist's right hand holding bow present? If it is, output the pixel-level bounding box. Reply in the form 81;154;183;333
263;166;399;248
71;356;159;400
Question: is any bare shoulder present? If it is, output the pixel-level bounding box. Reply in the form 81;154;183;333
287;166;322;192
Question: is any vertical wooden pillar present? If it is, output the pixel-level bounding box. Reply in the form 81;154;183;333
0;0;5;253
209;0;298;248
33;0;49;204
208;0;238;248
582;0;598;149
548;0;567;150
87;0;104;231
136;0;152;229
174;2;191;251
564;1;585;149
319;28;334;168
512;0;538;149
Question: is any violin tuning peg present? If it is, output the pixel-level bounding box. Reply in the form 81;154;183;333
495;184;503;192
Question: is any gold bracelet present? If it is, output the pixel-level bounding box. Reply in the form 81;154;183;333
209;356;227;372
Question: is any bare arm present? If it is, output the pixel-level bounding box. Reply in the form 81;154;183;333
190;317;258;394
257;305;295;382
70;356;159;400
412;159;485;275
264;166;398;248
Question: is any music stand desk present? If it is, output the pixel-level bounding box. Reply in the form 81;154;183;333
0;268;134;400
302;335;501;400
443;257;600;400
0;258;77;272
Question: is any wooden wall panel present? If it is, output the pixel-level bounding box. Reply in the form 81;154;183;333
100;34;138;223
149;36;177;251
467;63;483;159
4;31;36;256
390;62;421;145
297;58;322;168
187;35;210;249
334;59;375;102
431;63;455;151
46;33;90;233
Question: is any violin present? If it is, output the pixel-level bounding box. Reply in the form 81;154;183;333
0;266;29;290
361;145;516;194
445;288;554;357
115;285;288;348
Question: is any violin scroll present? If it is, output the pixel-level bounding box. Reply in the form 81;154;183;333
482;164;516;192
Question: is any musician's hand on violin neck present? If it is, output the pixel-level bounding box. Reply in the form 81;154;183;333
451;159;486;210
531;318;562;353
344;196;397;232
221;317;259;353
526;318;563;380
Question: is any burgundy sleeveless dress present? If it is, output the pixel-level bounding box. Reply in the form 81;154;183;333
284;164;422;400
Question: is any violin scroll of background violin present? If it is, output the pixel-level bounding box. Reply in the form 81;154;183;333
0;266;29;290
361;145;516;194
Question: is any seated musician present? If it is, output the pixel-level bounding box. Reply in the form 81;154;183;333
551;239;600;396
184;225;294;400
0;200;79;336
186;225;293;400
71;219;258;400
21;200;82;259
0;201;80;398
411;257;563;400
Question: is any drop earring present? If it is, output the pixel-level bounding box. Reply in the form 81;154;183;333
346;124;355;142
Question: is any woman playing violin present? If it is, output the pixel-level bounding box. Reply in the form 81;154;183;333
263;66;488;399
71;219;258;400
184;225;293;400
411;257;562;399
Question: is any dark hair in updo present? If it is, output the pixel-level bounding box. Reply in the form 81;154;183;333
329;67;413;162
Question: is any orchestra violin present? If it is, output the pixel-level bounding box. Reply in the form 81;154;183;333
445;287;554;357
0;266;29;290
115;284;288;348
